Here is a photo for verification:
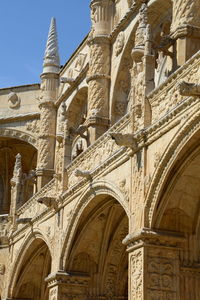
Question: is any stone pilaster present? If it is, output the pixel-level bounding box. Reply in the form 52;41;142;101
123;228;184;300
171;0;200;66
87;0;114;143
46;271;90;300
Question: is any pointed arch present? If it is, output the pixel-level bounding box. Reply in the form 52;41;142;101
8;230;52;299
60;180;129;269
145;109;200;228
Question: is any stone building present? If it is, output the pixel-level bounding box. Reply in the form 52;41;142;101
0;0;200;299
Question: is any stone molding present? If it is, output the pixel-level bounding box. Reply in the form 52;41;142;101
123;228;185;251
46;271;90;288
0;128;37;148
0;112;40;124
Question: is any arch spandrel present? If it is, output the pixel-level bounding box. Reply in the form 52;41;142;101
60;180;130;270
145;109;200;229
8;230;52;299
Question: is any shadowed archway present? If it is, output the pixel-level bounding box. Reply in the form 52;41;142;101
11;238;51;300
64;194;128;299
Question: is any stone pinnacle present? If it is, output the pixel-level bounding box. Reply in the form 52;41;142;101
43;17;60;74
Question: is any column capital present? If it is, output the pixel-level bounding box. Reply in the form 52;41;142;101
45;271;90;288
123;228;185;252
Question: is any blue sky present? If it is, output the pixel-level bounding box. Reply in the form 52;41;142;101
0;1;91;88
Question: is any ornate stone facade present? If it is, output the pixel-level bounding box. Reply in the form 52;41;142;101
0;1;200;299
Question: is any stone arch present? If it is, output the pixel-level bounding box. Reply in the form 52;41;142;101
145;109;200;228
8;230;52;299
0;128;37;149
61;179;129;268
110;0;172;124
145;110;200;299
61;180;129;299
66;86;88;129
0;135;38;213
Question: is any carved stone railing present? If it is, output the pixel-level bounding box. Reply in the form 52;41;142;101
148;51;200;123
66;114;130;188
17;179;56;220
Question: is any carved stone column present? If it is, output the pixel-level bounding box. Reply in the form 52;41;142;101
9;153;23;230
171;0;200;66
130;3;154;132
86;0;114;143
36;18;60;190
46;271;90;300
123;229;184;300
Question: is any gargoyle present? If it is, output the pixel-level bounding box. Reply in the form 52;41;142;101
60;77;75;85
109;132;138;152
17;218;32;224
74;169;91;179
178;81;200;96
37;197;58;210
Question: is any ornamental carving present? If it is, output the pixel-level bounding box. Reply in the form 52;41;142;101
115;32;125;56
26;120;40;135
130;249;143;299
150;54;200;123
75;53;87;72
8;92;21;109
147;255;177;298
0;264;5;275
88;80;106;116
134;3;148;49
89;42;110;76
67;135;119;187
171;0;200;32
37;138;50;169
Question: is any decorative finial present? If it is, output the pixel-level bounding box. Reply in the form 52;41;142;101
43;17;60;74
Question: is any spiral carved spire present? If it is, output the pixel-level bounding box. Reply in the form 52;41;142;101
43;17;60;73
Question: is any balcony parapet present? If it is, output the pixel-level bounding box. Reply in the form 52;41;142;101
147;50;200;123
17;179;56;220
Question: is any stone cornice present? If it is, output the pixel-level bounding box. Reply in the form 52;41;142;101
46;271;90;288
0;112;40;124
0;83;40;94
